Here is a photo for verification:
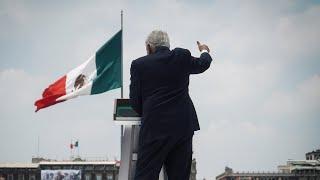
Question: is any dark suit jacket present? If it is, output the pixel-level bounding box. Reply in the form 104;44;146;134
129;46;212;143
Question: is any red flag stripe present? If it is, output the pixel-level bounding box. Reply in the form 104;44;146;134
34;75;67;112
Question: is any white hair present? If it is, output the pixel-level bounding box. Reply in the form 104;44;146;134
145;30;170;48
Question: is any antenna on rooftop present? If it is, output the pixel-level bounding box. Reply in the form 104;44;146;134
37;135;40;157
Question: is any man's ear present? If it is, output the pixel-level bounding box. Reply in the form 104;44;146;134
146;44;150;55
146;44;152;55
147;44;155;55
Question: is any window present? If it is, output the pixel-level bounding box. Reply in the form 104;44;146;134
8;174;13;180
18;174;24;180
85;174;91;180
29;174;36;180
96;174;102;180
107;174;113;180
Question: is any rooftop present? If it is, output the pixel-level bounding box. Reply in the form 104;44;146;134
0;160;120;168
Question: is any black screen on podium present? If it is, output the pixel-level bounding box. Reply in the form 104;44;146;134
114;99;139;118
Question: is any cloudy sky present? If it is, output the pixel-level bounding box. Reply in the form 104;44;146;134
1;0;320;179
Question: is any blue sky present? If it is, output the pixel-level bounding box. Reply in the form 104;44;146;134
1;0;320;179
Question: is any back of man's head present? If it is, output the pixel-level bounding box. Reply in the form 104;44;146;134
145;30;170;49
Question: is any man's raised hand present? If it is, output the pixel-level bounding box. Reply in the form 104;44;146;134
197;41;210;53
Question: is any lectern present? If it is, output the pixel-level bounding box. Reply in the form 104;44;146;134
114;99;167;180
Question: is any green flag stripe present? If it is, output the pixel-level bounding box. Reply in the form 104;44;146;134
91;30;122;94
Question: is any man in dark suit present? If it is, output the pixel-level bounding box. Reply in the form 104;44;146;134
130;30;212;180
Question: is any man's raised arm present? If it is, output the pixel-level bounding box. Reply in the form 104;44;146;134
188;41;213;74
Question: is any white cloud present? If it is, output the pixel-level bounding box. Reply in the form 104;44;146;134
194;120;277;179
262;74;320;119
0;69;47;112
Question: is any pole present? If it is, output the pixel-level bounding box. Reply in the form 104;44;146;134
77;145;79;158
120;9;124;159
121;10;124;98
70;140;72;160
37;136;40;157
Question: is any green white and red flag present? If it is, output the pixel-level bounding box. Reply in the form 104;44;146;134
35;30;122;112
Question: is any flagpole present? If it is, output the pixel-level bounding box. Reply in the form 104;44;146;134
77;140;79;158
70;140;72;160
120;10;124;159
121;10;124;98
37;136;40;157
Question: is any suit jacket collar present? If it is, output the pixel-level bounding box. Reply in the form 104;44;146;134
155;46;170;53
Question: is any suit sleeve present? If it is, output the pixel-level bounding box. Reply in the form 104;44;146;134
129;60;142;115
187;50;213;74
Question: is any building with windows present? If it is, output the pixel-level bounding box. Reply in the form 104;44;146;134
216;149;320;180
278;159;320;177
306;150;320;161
0;157;197;180
0;163;38;180
0;159;120;180
190;158;197;180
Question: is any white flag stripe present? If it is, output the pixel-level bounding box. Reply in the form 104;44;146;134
65;55;97;94
56;55;97;101
57;81;93;101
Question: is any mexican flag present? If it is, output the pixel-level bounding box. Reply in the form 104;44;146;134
35;30;122;112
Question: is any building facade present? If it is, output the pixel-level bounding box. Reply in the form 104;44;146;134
190;158;197;180
306;150;320;161
0;163;38;180
0;159;120;180
216;149;320;180
216;166;319;180
0;157;197;180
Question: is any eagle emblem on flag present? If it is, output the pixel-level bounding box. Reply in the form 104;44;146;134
74;74;86;90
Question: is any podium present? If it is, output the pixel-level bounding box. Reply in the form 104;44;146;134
114;99;167;180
